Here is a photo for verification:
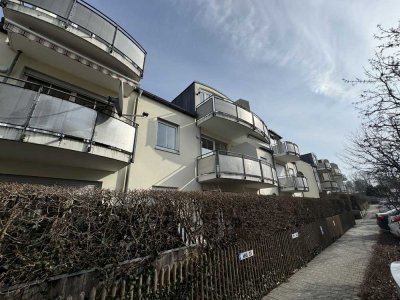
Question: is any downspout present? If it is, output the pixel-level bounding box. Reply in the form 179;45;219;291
123;87;143;193
1;50;21;79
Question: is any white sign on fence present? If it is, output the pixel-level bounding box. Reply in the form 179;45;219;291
239;250;254;261
320;226;324;235
292;232;299;239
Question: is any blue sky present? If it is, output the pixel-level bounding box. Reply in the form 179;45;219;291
4;1;400;174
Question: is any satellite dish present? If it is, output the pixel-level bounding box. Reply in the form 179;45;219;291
114;80;124;117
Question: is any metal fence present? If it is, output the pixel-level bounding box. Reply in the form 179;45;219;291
0;212;355;300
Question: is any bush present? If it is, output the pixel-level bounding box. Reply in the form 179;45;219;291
0;183;352;289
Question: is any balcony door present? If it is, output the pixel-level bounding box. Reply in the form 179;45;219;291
201;136;227;156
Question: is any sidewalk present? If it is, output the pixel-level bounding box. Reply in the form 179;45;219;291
263;205;379;300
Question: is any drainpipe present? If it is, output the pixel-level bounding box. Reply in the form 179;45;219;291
1;50;21;79
123;87;143;193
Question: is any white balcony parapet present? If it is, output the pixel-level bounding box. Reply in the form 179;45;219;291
0;75;136;166
196;95;269;142
278;175;309;193
197;150;277;186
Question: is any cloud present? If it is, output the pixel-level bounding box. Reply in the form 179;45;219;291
169;0;400;100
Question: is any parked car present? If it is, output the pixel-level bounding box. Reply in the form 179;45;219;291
391;262;400;295
376;208;400;230
389;215;400;237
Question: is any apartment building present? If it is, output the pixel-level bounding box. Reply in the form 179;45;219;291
0;0;347;197
0;0;146;189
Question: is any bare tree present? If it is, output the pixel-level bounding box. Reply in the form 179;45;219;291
344;22;400;206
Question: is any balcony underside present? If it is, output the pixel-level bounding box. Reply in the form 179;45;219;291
4;4;143;81
0;131;130;172
6;29;127;93
197;114;267;142
198;173;277;189
274;153;300;164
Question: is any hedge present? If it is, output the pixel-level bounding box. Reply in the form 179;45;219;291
0;183;352;289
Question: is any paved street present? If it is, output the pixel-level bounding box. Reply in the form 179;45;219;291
263;205;379;300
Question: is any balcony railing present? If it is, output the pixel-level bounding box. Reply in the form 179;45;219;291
321;181;340;191
330;163;342;177
272;141;300;157
278;176;309;192
0;75;136;158
196;96;269;141
317;160;331;171
197;150;277;185
6;0;146;76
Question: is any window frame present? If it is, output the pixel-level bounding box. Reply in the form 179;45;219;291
155;118;180;154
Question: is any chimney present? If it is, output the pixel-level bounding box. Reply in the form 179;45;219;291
235;99;250;111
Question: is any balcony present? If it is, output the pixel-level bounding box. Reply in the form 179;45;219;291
0;76;136;171
197;151;277;188
196;96;269;142
278;176;309;193
272;141;300;163
330;163;342;178
321;181;340;192
317;159;332;172
2;0;146;81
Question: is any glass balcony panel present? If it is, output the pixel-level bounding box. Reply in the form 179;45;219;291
114;30;146;70
93;113;135;152
261;163;273;181
198;154;216;176
29;94;97;139
295;177;308;189
253;115;264;132
29;0;74;18
218;153;244;174
70;3;116;44
0;83;36;126
243;158;262;178
278;176;295;189
237;106;253;125
214;98;237;117
196;99;213;119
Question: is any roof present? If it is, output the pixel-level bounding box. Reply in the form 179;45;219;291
141;89;196;117
268;128;282;140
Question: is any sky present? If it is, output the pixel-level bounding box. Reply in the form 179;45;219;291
4;1;400;174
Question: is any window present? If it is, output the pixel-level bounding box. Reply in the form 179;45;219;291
156;120;178;152
199;90;213;104
201;136;227;155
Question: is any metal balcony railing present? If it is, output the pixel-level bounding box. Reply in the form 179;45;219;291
196;96;269;141
278;176;309;192
317;160;332;171
272;141;300;157
330;163;342;177
7;0;147;76
0;75;137;158
321;181;340;191
197;150;277;185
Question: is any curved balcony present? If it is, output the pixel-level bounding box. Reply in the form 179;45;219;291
330;163;342;177
272;141;300;163
0;76;136;171
197;151;277;188
2;0;146;80
321;181;340;192
278;176;309;193
196;96;269;142
317;159;332;172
